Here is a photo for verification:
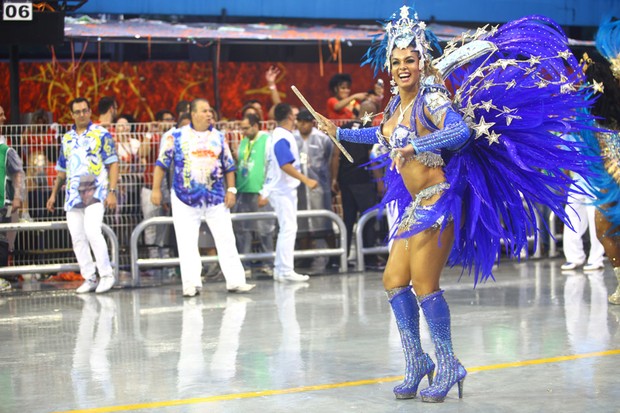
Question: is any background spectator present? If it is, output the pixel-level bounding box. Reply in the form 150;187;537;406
326;74;367;120
294;109;334;271
97;96;118;128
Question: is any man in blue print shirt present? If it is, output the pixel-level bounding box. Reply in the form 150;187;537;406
152;98;255;296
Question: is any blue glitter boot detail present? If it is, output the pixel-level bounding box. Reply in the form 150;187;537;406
388;286;435;399
419;290;467;403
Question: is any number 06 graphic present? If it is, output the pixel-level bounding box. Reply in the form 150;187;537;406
3;2;33;21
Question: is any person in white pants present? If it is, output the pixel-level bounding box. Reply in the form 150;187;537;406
151;98;254;297
561;177;605;272
46;97;119;294
258;103;318;282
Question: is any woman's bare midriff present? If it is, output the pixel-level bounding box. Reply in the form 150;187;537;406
399;161;445;205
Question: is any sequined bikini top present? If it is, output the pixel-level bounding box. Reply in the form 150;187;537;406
376;91;446;168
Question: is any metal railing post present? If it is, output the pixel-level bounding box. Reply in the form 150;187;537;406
548;211;563;258
532;208;542;259
354;209;389;271
129;209;348;286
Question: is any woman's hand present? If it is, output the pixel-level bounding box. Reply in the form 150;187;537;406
352;92;369;102
390;144;416;171
265;65;281;85
316;113;338;139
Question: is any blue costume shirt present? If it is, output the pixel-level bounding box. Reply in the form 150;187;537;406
56;122;118;211
156;124;236;208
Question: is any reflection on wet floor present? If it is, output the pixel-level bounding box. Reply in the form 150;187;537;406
0;259;618;413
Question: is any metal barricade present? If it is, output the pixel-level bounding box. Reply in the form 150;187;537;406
0;221;119;278
129;209;347;286
354;209;389;271
529;208;543;259
354;206;546;271
1;121;346;273
548;211;563;258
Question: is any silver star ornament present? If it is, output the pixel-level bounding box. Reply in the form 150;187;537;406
473;116;496;139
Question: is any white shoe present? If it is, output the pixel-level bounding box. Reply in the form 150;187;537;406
561;262;583;271
183;286;200;297
95;275;116;294
256;266;273;277
227;283;256;293
583;263;604;272
76;278;98;294
277;272;310;282
0;278;12;292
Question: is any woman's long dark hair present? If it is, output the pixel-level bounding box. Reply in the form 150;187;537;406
585;50;620;128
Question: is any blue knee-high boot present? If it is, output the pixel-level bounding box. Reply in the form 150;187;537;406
388;285;435;399
419;290;467;403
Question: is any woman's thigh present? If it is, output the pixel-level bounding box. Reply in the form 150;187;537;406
408;224;454;296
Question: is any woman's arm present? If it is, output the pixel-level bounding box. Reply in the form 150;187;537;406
336;125;380;144
391;108;470;168
410;109;470;153
315;113;379;144
266;66;281;120
332;93;368;112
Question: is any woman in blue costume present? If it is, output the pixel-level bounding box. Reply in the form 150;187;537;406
581;17;620;305
317;5;596;403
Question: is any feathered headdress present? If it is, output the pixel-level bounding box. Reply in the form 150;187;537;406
362;5;441;76
595;17;620;80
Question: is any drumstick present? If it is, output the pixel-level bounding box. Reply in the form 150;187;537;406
291;85;354;163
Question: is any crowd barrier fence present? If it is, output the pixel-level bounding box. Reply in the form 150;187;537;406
353;204;561;271
354;209;389;271
130;209;347;286
0;221;119;278
0;120;565;281
0;120;276;270
548;211;563;258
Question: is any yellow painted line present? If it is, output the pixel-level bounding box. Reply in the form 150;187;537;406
53;349;620;413
467;349;620;372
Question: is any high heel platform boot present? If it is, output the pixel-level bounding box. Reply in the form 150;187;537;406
387;285;435;399
419;290;467;403
609;267;620;305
